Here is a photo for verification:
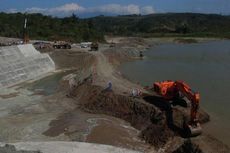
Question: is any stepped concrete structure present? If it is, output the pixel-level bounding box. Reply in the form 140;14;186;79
0;44;55;88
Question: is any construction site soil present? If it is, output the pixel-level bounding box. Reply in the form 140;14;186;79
44;37;229;152
0;37;229;153
0;144;40;153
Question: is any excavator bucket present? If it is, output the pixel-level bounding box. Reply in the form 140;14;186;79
186;123;202;136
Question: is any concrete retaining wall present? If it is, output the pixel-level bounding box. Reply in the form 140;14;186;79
0;44;55;88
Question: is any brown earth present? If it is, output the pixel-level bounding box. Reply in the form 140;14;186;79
70;82;211;149
50;50;96;70
1;37;227;153
40;37;230;152
0;92;19;99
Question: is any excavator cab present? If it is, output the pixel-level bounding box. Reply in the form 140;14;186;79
153;80;202;137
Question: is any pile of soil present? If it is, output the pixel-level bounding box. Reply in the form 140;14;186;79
103;38;149;65
50;50;95;69
104;46;144;65
141;124;173;148
172;140;203;153
72;83;174;148
70;80;211;149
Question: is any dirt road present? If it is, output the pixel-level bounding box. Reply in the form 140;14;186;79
92;50;143;94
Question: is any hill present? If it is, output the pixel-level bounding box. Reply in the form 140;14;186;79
89;13;230;38
0;12;230;42
0;12;104;42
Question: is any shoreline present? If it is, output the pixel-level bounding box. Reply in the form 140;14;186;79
102;37;230;150
0;37;229;153
69;37;228;152
118;38;230;148
45;37;230;152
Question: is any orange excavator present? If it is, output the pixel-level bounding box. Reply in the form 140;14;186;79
153;80;202;136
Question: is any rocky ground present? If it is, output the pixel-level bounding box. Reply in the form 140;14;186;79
0;142;141;153
0;37;229;153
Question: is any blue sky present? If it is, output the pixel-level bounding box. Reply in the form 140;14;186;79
0;0;230;17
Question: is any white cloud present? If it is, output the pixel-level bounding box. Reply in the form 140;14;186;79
49;3;85;13
25;7;46;13
8;3;155;16
7;8;18;13
126;4;141;14
89;4;141;15
23;3;85;15
141;6;155;15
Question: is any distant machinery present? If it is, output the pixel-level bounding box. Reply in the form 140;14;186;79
91;42;99;51
53;41;71;49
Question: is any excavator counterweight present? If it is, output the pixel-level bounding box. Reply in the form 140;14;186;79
153;80;202;136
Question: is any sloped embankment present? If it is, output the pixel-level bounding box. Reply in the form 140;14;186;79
74;83;173;148
71;80;209;149
0;44;55;88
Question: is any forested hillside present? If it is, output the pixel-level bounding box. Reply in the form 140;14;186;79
0;12;230;42
89;13;230;38
0;13;104;42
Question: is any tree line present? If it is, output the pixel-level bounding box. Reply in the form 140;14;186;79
0;13;104;42
0;12;230;42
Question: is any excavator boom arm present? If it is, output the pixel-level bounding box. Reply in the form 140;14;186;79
174;81;200;123
153;80;202;136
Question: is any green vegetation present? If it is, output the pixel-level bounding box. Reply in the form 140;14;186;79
89;13;230;38
0;12;230;42
0;13;104;42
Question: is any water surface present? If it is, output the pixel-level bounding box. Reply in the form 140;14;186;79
27;71;72;95
120;40;230;146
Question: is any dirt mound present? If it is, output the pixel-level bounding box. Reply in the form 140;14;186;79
66;76;211;149
71;83;174;148
104;47;140;65
141;124;173;148
76;84;163;127
172;140;203;153
50;50;95;69
103;37;149;65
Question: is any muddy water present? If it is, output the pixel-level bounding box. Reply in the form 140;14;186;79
120;40;230;146
27;71;72;95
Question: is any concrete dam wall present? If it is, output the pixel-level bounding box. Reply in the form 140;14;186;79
0;44;55;88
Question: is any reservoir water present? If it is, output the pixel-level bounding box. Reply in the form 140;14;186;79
120;40;230;146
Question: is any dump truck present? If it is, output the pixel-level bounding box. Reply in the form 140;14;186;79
91;42;99;51
53;41;71;49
